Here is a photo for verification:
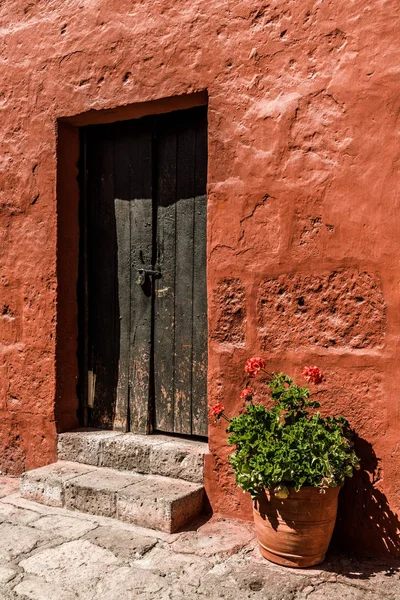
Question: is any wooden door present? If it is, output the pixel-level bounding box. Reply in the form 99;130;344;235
80;107;208;437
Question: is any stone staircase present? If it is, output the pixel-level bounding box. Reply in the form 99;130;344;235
20;430;208;533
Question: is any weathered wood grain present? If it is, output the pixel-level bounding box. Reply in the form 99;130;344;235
174;114;196;434
113;121;132;431
128;120;153;434
154;117;177;433
191;111;208;436
86;124;118;429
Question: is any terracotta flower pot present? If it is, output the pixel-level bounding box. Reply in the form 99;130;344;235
253;486;340;568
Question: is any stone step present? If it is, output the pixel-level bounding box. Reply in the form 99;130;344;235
20;461;205;533
58;430;207;484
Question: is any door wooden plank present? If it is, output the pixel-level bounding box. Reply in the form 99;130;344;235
79;129;90;427
173;116;196;434
191;110;208;437
154;120;177;432
128;120;153;434
85;126;98;415
113;122;132;431
87;125;119;429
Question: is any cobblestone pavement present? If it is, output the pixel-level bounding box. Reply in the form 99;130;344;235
0;477;398;600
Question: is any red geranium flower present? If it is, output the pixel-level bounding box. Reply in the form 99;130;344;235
210;402;225;418
244;357;266;378
240;387;254;400
301;365;323;384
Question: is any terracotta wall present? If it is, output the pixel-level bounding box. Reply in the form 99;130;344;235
1;0;399;557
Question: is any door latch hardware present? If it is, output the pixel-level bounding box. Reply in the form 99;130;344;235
136;268;162;286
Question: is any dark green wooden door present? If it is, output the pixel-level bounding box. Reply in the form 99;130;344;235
80;107;208;437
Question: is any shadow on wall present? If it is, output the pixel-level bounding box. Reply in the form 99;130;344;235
333;435;400;560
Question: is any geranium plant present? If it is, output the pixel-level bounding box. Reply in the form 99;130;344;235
210;359;359;500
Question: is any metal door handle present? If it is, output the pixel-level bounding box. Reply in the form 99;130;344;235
136;268;162;286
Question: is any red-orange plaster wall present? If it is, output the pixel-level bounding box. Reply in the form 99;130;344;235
0;0;399;558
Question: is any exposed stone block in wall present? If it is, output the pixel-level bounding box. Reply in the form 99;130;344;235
277;91;353;191
258;270;385;351
238;195;281;257
289;92;348;163
0;154;40;214
212;279;246;346
291;212;336;258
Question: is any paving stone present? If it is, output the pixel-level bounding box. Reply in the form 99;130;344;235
171;518;256;557
1;493;57;513
136;545;211;584
337;569;400;600
20;461;96;507
0;477;20;498
291;554;400;599
197;558;306;600
0;564;18;584
149;439;206;483
95;565;167;599
57;430;123;466
64;468;144;518
99;433;164;472
297;582;382;600
0;523;50;561
19;540;120;595
0;502;40;526
0;585;16;600
117;474;204;533
32;514;98;540
83;525;157;560
13;575;76;600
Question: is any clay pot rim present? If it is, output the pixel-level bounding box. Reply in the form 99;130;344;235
257;485;341;499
